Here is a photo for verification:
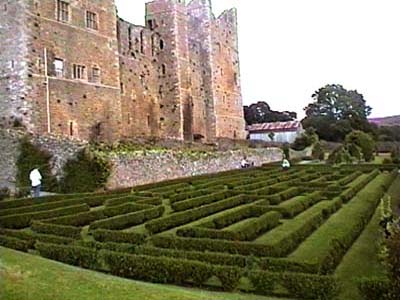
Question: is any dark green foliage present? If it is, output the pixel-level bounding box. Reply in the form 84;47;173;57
103;202;153;217
0;204;90;229
272;191;322;218
0;193;85;210
312;141;325;160
36;242;98;269
303;84;373;142
244;101;296;125
89;206;164;230
292;128;318;151
171;190;236;212
145;195;257;234
45;210;106;226
35;233;75;245
213;266;242;291
16;137;58;193
327;145;353;164
0;235;31;252
282;143;290;159
31;221;82;239
59;149;111;193
249;271;339;299
358;277;392;300
102;251;214;287
0;187;10;201
345;130;376;162
91;229;147;244
386;227;400;298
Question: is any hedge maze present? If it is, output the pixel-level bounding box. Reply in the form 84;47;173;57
0;165;398;299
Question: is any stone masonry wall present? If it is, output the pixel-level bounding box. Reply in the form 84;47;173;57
107;148;282;189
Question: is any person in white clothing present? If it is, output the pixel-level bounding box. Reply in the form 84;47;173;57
241;157;250;169
282;158;291;170
29;168;42;198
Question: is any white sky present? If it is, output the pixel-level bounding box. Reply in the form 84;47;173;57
115;0;400;118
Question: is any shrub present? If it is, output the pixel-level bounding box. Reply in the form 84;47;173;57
59;149;111;193
90;229;147;245
0;204;90;229
358;277;392;300
89;206;164;230
36;242;99;269
272;191;322;218
31;221;82;239
171;191;235;212
0;187;10;201
0;235;31;252
103;202;153;217
345;130;376;162
45;210;106;226
16;137;58;193
214;266;242;291
312;141;325;160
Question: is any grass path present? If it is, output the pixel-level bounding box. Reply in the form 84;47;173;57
0;247;286;300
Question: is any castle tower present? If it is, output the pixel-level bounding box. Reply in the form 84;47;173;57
1;0;123;142
145;0;191;141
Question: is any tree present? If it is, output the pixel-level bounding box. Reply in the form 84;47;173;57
345;130;376;162
244;101;297;125
268;132;275;141
303;84;373;141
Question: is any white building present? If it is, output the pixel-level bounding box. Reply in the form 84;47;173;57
247;121;304;144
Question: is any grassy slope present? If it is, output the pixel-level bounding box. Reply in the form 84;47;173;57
0;247;285;300
334;175;400;300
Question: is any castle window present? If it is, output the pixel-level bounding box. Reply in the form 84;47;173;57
69;121;74;136
72;64;86;80
86;11;98;30
161;64;166;76
147;115;150;127
57;0;69;22
160;39;164;50
140;30;145;54
147;19;155;30
128;26;133;50
54;58;64;78
91;67;100;83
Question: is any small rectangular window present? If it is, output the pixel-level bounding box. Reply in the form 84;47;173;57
120;82;125;94
57;0;69;22
86;11;98;30
72;64;85;79
91;67;100;83
69;121;74;136
54;58;64;78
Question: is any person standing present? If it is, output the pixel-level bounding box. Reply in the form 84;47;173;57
282;158;291;170
29;167;42;198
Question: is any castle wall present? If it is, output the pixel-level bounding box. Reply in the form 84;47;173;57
25;0;122;141
0;1;31;129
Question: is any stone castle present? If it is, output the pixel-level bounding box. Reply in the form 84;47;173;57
0;0;246;142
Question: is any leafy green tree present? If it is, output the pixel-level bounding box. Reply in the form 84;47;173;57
303;84;373;141
244;101;297;125
345;130;376;162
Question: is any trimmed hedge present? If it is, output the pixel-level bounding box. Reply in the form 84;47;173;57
35;233;75;245
102;250;242;291
357;277;392;300
103;203;153;218
169;185;224;203
249;270;339;300
289;173;395;274
145;195;258;234
44;210;106;226
340;169;379;203
0;228;36;246
171;190;236;212
90;229;147;244
0;193;85;210
0;204;90;229
0;235;32;252
31;221;82;239
36;242;98;269
272;191;322;218
74;240;137;254
89;206;164;230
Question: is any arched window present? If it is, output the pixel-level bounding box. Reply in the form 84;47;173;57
161;64;166;76
140;30;144;54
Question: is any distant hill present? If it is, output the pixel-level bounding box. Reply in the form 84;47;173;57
369;115;400;127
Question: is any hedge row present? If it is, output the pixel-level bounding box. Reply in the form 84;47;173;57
272;191;322;218
169;185;224;203
134;246;248;267
248;270;339;300
89;206;164;230
90;229;147;244
171;190;236;212
74;240;136;254
264;187;303;205
289;173;395;274
35;233;75;245
337;171;363;186
199;204;269;230
103;250;242;291
357;277;393;300
0;235;32;252
340;169;380;203
103;203;153;218
44;210;106;226
0;193;85;210
135;197;163;206
0;204;90;229
31;221;82;239
145;195;258;234
36;242;99;269
255;198;342;257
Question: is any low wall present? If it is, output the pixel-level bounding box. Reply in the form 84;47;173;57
107;148;282;189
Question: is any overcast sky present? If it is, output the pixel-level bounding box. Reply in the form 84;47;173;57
115;0;400;118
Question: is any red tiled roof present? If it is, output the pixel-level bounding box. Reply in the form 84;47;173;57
247;121;302;133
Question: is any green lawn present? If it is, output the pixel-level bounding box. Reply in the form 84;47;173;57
0;247;285;300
